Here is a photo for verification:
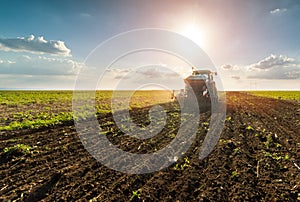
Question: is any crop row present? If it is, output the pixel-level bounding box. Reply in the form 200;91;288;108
0;90;172;131
250;91;300;100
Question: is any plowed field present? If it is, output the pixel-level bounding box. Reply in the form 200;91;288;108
0;92;299;201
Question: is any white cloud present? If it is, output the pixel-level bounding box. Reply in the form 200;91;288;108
248;54;294;70
7;60;16;64
221;64;239;70
221;64;233;70
26;35;34;41
247;66;300;80
0;35;71;56
105;68;132;79
0;55;83;75
221;54;300;80
270;8;287;15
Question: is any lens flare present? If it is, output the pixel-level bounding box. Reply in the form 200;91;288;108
180;24;206;47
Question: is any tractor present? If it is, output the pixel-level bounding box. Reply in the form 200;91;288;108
172;68;218;112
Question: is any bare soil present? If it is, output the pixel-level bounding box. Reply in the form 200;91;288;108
0;92;299;201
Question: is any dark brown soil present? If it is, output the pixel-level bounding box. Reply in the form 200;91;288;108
0;92;299;201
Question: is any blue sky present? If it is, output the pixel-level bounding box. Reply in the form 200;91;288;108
0;0;300;90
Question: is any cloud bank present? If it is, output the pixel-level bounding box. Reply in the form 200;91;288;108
0;35;71;56
221;54;300;80
270;8;288;15
0;55;82;75
248;54;294;70
247;55;300;80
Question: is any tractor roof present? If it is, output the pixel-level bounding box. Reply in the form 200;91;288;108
185;74;208;81
192;70;212;75
184;69;212;81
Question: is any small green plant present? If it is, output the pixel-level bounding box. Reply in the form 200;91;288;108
231;170;238;179
272;153;282;161
169;133;176;138
246;125;254;131
44;146;51;151
202;122;209;127
225;116;232;122
130;189;141;201
233;147;241;155
219;139;227;144
3;144;32;156
182;157;190;169
264;152;272;157
264;151;282;161
264;133;273;149
284;154;290;160
174;157;190;171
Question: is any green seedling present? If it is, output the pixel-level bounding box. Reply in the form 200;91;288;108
174;157;190;171
246;125;254;131
130;189;141;201
233;147;241;155
225;116;232;122
219;139;227;144
3;144;33;156
264;133;273;149
264;152;282;161
284;154;290;160
231;171;238;179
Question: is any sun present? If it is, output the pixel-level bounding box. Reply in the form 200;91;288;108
180;24;206;47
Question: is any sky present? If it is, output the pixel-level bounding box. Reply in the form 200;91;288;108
0;0;300;90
